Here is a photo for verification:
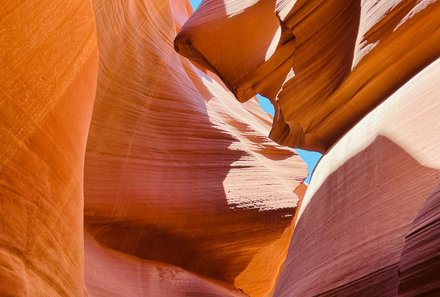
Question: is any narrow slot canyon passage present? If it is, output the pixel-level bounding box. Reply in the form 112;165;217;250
0;0;438;296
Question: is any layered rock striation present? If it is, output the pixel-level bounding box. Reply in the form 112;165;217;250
1;1;307;296
84;0;306;296
1;0;439;296
398;184;440;296
274;58;440;296
176;0;440;152
0;1;98;296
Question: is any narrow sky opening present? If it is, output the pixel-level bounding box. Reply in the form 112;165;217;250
190;0;202;10
188;0;322;184
256;95;322;184
256;94;275;115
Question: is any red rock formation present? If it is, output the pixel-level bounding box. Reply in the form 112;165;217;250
176;0;440;152
398;184;440;296
174;0;296;102
2;0;438;296
0;1;98;296
274;58;440;296
85;0;306;296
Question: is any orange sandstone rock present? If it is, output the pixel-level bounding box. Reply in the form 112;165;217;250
0;1;98;296
175;0;296;102
274;58;440;296
176;0;440;152
85;0;307;296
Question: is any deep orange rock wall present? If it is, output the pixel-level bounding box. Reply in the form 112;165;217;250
274;58;440;296
84;232;246;297
0;1;98;296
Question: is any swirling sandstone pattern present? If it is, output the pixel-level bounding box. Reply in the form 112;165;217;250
176;0;440;152
0;1;98;296
274;58;440;296
84;0;306;296
2;0;439;296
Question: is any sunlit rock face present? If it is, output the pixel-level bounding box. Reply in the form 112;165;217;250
176;0;440;152
174;0;295;102
2;0;439;296
274;58;440;296
0;1;98;296
84;0;306;296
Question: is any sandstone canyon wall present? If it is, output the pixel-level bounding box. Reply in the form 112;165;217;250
1;0;439;296
1;0;307;296
0;1;98;296
274;58;440;296
84;0;306;296
176;0;440;296
176;0;440;152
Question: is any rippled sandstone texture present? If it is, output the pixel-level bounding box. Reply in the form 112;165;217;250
176;0;440;152
0;1;98;296
2;0;439;296
274;58;440;296
1;0;307;296
176;1;440;295
84;0;306;296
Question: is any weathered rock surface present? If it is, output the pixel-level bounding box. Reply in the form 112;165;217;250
274;58;440;296
85;0;306;296
0;1;98;296
176;0;440;152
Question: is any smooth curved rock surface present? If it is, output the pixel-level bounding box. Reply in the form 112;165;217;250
274;58;440;296
0;1;98;296
2;0;438;296
85;0;306;296
176;0;440;152
84;232;247;297
175;0;296;102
